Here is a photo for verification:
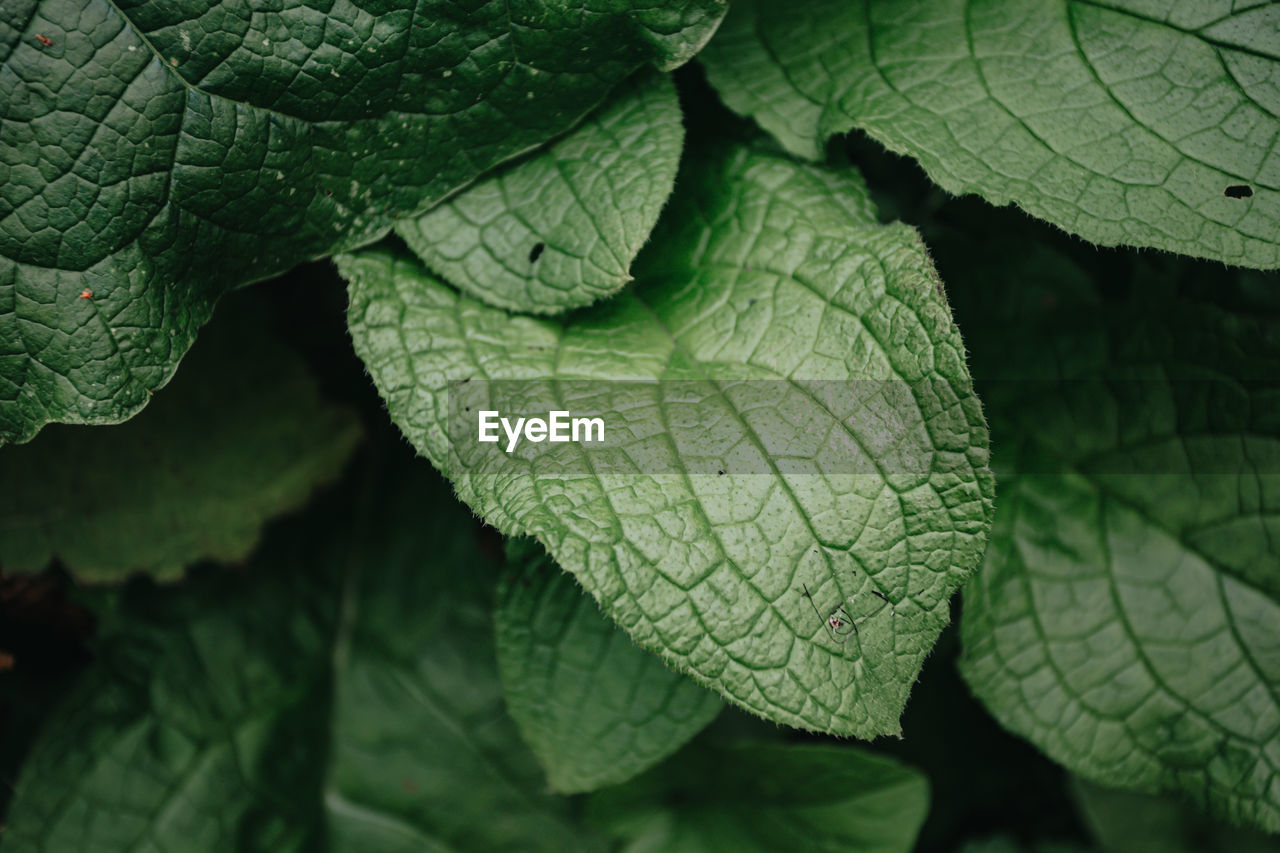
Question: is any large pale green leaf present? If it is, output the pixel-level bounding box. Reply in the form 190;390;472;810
1072;776;1280;853
396;69;683;314
700;0;1280;269
340;142;995;737
587;740;930;853
0;292;360;581
496;539;722;793
0;0;726;446
3;457;600;852
950;234;1280;832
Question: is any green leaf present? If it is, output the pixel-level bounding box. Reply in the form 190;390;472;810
496;539;722;793
340;141;995;737
587;740;930;853
0;291;360;581
3;459;600;851
0;0;726;446
958;838;1098;853
699;0;1280;269
1072;776;1280;853
396;70;683;314
950;236;1280;832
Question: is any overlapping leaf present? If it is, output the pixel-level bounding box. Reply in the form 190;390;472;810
397;70;683;314
1072;776;1280;853
700;0;1280;268
496;540;722;793
948;234;1280;832
0;0;726;445
587;740;930;853
958;839;1097;853
0;292;360;581
340;142;994;736
3;458;600;851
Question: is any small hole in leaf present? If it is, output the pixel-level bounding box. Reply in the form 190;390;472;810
528;242;545;262
1224;185;1253;199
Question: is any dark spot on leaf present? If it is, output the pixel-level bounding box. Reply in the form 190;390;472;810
1225;185;1253;199
718;469;725;475
529;242;545;262
748;298;757;306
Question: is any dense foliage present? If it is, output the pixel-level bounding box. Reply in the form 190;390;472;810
1;1;1277;850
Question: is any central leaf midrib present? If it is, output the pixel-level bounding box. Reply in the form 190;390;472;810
541;359;810;694
631;289;908;651
526;285;892;725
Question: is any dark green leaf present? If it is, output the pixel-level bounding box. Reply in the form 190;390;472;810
340;141;995;736
0;0;726;445
1072;776;1280;853
587;740;930;853
397;69;683;314
958;837;1098;853
496;539;722;793
700;0;1280;268
3;459;600;851
950;233;1280;832
0;292;360;581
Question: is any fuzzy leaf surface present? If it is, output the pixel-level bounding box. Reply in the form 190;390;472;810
341;142;994;737
700;0;1280;268
397;70;683;314
0;0;725;445
496;540;722;793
